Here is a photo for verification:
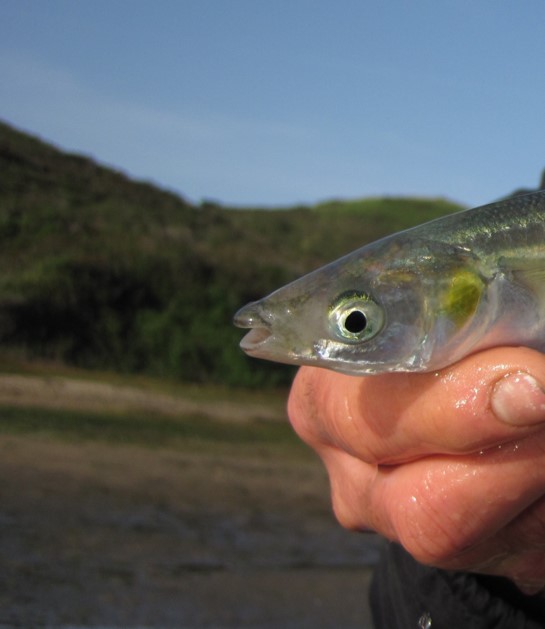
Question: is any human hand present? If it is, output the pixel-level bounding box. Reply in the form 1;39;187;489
287;347;545;594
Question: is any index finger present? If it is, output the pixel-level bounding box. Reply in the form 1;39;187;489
288;346;545;464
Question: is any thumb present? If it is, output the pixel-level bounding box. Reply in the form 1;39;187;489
492;371;545;427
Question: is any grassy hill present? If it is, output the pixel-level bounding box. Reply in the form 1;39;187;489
0;119;464;386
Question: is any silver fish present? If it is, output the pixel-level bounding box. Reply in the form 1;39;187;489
234;191;545;375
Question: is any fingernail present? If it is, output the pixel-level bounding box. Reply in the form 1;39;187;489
492;372;545;426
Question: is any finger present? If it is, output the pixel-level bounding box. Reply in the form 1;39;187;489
492;494;545;590
288;348;545;465
322;432;545;569
414;493;545;591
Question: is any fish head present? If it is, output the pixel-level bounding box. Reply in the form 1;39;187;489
234;236;489;375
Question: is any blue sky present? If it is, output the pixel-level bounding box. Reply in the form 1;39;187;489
2;1;545;208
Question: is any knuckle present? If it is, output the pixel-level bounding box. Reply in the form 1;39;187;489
330;490;369;532
392;491;473;567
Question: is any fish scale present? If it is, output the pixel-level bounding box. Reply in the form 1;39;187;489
234;191;545;375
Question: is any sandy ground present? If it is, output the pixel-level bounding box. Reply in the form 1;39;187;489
0;375;381;628
0;374;285;422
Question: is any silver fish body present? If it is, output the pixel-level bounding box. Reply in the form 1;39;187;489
234;191;545;375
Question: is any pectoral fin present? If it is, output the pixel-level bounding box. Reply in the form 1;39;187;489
498;256;545;299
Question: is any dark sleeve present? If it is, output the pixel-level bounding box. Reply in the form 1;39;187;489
369;542;545;629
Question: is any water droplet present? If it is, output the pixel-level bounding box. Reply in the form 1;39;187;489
418;611;432;628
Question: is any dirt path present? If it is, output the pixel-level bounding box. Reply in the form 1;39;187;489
0;373;285;422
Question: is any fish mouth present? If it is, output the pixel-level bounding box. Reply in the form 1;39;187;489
239;327;273;353
234;302;274;354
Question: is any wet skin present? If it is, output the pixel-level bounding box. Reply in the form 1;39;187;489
288;346;545;594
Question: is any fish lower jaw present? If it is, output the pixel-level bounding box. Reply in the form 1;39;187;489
239;328;273;353
239;331;319;367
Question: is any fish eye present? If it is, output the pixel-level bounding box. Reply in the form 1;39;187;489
344;309;367;334
329;292;384;343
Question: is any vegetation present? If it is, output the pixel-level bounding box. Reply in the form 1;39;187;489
0;120;464;386
0;404;303;450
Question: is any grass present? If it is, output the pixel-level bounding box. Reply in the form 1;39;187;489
0;404;306;452
0;354;303;455
0;348;290;408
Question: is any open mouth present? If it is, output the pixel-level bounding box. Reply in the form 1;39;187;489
234;302;273;354
239;327;272;352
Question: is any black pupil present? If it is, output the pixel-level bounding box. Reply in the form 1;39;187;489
344;310;367;334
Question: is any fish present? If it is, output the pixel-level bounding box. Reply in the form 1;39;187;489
234;190;545;375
